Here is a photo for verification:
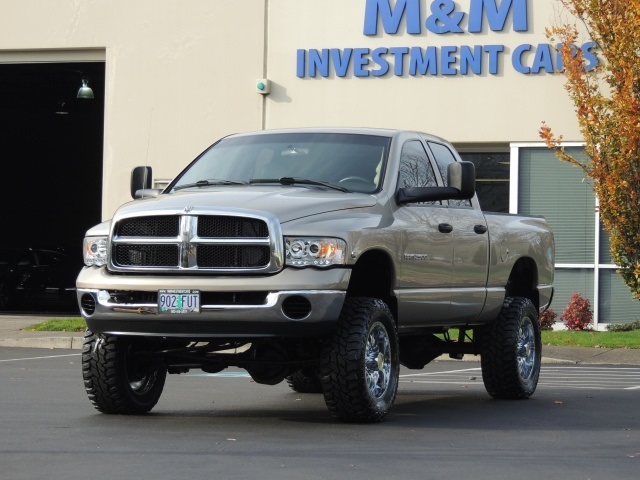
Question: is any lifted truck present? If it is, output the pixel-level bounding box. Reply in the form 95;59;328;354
77;128;554;422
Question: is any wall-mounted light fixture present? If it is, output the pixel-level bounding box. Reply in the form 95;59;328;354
77;79;94;99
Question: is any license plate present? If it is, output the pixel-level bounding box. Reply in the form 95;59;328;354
158;290;200;314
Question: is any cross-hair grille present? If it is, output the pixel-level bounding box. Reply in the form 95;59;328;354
113;244;180;267
117;216;180;237
110;213;276;272
197;216;268;238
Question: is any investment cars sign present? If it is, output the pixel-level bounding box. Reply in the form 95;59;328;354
296;0;598;78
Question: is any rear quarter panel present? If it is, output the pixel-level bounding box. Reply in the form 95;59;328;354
484;212;555;314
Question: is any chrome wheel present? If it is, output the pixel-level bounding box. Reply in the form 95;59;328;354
82;331;167;414
128;370;159;395
320;297;399;422
125;345;160;396
481;296;541;400
365;322;392;399
516;317;536;381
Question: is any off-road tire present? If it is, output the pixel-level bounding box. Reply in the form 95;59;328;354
286;368;323;393
82;330;167;414
480;297;541;399
320;297;399;423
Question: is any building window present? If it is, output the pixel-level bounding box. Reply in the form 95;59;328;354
514;144;640;327
459;152;510;213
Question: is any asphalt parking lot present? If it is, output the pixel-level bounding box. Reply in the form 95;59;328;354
1;347;638;480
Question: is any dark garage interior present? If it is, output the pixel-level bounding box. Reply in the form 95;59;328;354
0;62;105;313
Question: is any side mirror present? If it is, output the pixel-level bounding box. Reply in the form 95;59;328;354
448;161;476;200
397;161;476;204
130;166;152;199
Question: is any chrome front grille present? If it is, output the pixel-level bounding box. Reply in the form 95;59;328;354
113;244;180;267
196;245;271;268
109;210;283;273
197;215;268;238
117;216;180;237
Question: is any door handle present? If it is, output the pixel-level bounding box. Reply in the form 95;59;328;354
474;224;488;234
438;223;454;234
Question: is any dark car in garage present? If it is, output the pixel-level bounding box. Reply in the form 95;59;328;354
0;247;81;311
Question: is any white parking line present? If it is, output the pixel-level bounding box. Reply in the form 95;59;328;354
400;366;640;391
401;367;481;377
0;353;80;363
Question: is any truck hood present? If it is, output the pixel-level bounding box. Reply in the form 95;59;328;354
115;186;377;223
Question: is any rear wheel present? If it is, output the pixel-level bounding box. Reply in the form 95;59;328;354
320;297;399;423
480;297;541;399
82;330;167;414
286;368;323;393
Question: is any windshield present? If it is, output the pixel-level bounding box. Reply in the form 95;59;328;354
171;132;391;193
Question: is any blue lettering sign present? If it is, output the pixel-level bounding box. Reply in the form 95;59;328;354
296;49;306;78
389;47;410;75
511;43;532;74
294;0;601;78
409;46;438;75
354;48;371;76
460;45;483;75
484;45;504;74
371;48;390;76
332;49;353;77
532;43;554;74
441;46;458;75
468;0;528;33
309;49;329;77
582;42;599;71
364;0;421;35
426;0;464;34
365;0;529;35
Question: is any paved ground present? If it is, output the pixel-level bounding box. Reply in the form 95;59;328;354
1;313;640;365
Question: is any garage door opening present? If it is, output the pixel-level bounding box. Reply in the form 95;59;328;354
0;62;105;313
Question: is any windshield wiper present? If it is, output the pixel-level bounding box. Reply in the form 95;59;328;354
249;177;350;193
173;179;248;191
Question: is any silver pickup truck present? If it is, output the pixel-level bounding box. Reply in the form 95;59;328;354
77;128;554;422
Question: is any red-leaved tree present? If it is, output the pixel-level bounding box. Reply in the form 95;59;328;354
540;0;640;299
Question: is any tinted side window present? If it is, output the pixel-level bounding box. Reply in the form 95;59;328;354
427;142;472;207
399;141;438;189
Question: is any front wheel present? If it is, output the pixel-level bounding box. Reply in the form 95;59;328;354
480;297;541;399
82;330;167;414
320;297;399;423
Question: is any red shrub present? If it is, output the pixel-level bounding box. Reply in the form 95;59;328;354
562;292;593;331
539;308;557;331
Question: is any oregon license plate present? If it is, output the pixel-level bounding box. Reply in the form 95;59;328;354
158;290;200;314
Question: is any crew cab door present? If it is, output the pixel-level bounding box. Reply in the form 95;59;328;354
394;140;453;327
427;142;490;323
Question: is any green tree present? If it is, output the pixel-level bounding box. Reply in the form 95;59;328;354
540;0;640;298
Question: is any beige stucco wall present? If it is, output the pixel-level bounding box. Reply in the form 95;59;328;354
0;0;588;219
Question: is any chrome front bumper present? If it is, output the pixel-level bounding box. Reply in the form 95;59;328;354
76;266;350;338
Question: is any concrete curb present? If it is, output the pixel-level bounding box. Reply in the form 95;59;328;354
0;336;83;350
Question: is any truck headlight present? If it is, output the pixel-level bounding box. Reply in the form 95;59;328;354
83;237;108;266
285;237;347;268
